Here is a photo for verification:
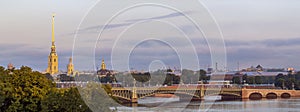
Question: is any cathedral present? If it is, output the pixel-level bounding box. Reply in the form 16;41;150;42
97;59;116;83
46;13;59;75
46;13;74;76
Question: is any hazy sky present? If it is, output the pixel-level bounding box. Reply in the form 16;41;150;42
1;0;300;72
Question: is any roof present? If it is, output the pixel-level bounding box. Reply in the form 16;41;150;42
240;71;288;76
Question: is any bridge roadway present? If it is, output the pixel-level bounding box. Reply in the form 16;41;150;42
111;85;300;103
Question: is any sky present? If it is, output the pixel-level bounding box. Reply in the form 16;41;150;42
1;0;300;72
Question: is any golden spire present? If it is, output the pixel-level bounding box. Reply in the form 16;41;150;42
101;59;106;70
51;13;56;46
47;13;59;75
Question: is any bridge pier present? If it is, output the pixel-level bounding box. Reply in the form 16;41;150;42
131;98;138;103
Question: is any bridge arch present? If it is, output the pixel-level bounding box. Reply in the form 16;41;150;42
266;93;277;99
138;91;200;99
205;92;241;97
281;93;291;98
113;94;132;101
249;92;263;100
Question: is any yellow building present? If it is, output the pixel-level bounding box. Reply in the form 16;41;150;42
46;13;59;75
101;59;106;70
67;57;74;75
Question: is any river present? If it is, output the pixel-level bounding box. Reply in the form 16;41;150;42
112;97;300;112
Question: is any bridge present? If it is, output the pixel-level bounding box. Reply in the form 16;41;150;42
54;81;300;103
111;85;300;103
111;86;242;103
242;89;300;99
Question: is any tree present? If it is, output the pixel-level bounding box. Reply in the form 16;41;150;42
232;76;241;84
295;72;300;80
0;66;55;111
275;73;285;88
247;77;255;84
255;76;263;84
42;88;91;112
285;78;294;90
242;74;248;84
277;78;285;89
197;69;208;83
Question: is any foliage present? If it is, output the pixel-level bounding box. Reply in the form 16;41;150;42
232;76;241;84
0;66;55;111
274;73;300;90
254;76;263;84
131;72;151;83
197;69;208;83
0;66;119;112
42;88;91;112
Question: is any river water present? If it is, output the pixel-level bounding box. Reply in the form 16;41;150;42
113;97;300;112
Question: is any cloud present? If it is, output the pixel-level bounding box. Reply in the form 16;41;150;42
262;38;300;47
225;37;300;47
125;11;194;22
78;22;132;33
225;37;300;70
69;11;195;36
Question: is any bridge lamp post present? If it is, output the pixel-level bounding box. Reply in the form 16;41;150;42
131;79;138;103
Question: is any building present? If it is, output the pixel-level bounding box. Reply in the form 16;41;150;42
7;63;14;70
67;57;74;75
97;59;116;83
46;13;59;75
97;59;111;77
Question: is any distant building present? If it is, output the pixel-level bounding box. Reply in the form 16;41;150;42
208;71;237;81
67;57;74;75
97;59;115;83
7;63;14;70
97;59;110;77
46;13;59;75
240;71;288;77
256;65;263;72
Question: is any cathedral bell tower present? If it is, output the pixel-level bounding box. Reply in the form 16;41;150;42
67;57;74;75
46;13;59;75
101;59;106;70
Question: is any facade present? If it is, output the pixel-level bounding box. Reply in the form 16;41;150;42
46;13;59;75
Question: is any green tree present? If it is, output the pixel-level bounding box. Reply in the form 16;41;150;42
0;66;55;111
232;76;241;84
242;74;248;84
255;76;263;84
247;77;255;84
285;78;294;90
42;88;91;112
196;69;208;83
275;73;285;88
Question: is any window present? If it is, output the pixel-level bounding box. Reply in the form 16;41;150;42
54;66;56;70
50;59;51;62
54;59;56;62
